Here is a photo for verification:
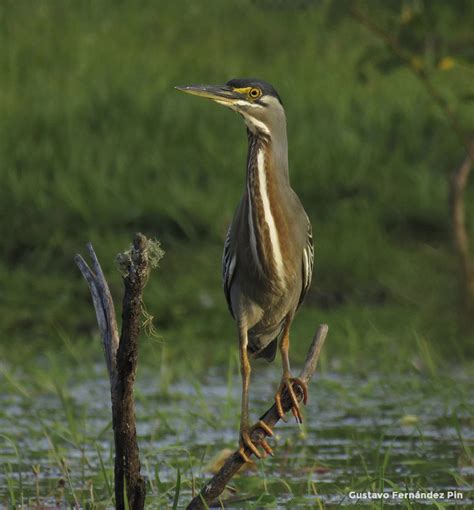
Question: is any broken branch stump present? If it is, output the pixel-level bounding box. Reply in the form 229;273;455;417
75;233;163;510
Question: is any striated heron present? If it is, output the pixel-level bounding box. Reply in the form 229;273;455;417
176;79;314;461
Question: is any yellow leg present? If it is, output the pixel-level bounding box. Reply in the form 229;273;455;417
237;324;274;462
274;315;308;423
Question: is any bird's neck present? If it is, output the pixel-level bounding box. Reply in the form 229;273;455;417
246;124;289;183
246;127;290;194
245;129;290;282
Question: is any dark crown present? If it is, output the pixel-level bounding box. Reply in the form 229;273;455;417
226;78;283;105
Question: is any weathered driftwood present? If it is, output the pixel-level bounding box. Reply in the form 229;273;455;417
450;141;474;311
186;324;329;510
75;233;161;510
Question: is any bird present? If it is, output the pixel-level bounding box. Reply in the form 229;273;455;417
176;79;314;461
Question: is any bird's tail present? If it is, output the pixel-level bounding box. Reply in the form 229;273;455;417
248;323;285;362
252;338;278;362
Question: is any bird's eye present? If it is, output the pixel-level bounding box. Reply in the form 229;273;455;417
249;88;261;99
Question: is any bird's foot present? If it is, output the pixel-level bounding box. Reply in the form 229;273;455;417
274;376;308;424
238;420;274;462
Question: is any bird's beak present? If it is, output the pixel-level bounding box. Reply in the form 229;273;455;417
175;84;242;106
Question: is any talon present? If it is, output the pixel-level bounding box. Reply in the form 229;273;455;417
275;393;288;421
238;447;251;463
291;406;300;423
239;421;275;460
274;376;308;423
240;431;262;459
292;377;308;405
255;420;273;437
251;421;274;456
260;439;274;456
275;392;284;419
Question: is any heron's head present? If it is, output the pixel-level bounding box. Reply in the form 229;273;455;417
176;78;285;136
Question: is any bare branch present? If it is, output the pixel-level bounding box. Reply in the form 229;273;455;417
75;233;163;510
186;324;329;510
74;252;119;380
111;233;150;510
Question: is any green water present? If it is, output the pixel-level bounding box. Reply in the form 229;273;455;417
1;361;472;509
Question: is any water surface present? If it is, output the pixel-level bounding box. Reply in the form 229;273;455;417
1;363;472;508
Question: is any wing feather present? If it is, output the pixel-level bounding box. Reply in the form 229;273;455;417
298;217;314;308
222;225;236;318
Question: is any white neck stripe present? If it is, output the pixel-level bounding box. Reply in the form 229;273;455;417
256;149;284;281
242;112;270;135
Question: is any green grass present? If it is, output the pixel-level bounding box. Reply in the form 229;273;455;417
1;0;474;377
1;1;474;368
2;4;474;506
1;38;474;510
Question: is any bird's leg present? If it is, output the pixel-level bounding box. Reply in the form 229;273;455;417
274;316;308;424
237;325;274;462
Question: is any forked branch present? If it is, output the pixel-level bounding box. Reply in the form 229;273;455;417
75;233;163;510
186;324;328;510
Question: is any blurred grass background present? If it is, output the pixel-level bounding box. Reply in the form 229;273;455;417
1;0;473;370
